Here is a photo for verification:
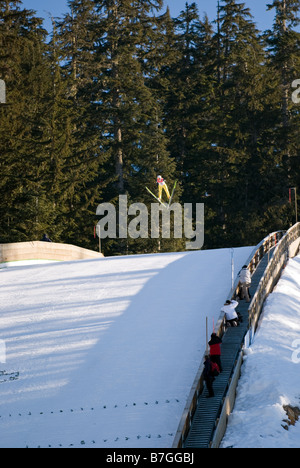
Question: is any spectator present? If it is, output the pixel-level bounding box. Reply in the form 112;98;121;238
41;233;52;242
209;333;223;373
239;265;252;303
222;300;239;327
203;355;215;398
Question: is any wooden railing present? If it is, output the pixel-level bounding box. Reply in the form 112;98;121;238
210;223;300;448
172;227;299;449
248;223;300;344
213;231;286;338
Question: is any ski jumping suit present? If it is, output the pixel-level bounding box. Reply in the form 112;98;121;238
157;176;170;201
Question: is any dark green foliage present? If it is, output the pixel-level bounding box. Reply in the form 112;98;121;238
0;0;299;254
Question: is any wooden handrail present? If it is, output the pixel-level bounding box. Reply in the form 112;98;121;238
210;223;300;448
248;223;300;342
172;228;294;449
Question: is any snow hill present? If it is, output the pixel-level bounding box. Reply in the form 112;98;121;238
0;247;253;448
221;254;300;448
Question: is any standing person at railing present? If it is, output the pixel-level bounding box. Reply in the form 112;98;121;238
239;265;252;303
203;355;215;398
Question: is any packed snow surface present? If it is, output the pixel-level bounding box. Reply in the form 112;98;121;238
0;247;253;448
221;255;300;448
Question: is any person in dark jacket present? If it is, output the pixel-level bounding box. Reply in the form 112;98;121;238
203;355;215;398
41;233;52;242
208;333;223;373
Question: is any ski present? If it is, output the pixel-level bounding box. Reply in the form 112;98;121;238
146;187;168;208
167;180;178;208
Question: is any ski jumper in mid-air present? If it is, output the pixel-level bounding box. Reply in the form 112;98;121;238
157;175;170;202
146;176;177;208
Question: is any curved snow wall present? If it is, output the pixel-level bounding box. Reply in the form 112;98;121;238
173;223;300;449
0;241;104;264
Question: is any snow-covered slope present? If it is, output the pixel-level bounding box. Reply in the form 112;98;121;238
221;255;300;448
0;247;253;448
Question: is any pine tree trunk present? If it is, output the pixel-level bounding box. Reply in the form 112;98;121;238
110;2;124;194
115;123;124;193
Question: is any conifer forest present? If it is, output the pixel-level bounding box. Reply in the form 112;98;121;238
0;0;299;255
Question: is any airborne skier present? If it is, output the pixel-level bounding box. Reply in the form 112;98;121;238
146;176;177;209
156;175;170;202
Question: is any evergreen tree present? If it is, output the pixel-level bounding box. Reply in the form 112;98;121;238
158;3;214;197
1;0;299;254
89;0;178;253
52;1;107;249
265;0;300;228
204;0;268;247
0;0;52;242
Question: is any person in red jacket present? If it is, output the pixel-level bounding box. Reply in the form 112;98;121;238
208;333;223;373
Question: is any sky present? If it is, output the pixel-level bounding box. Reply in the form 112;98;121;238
20;0;278;34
